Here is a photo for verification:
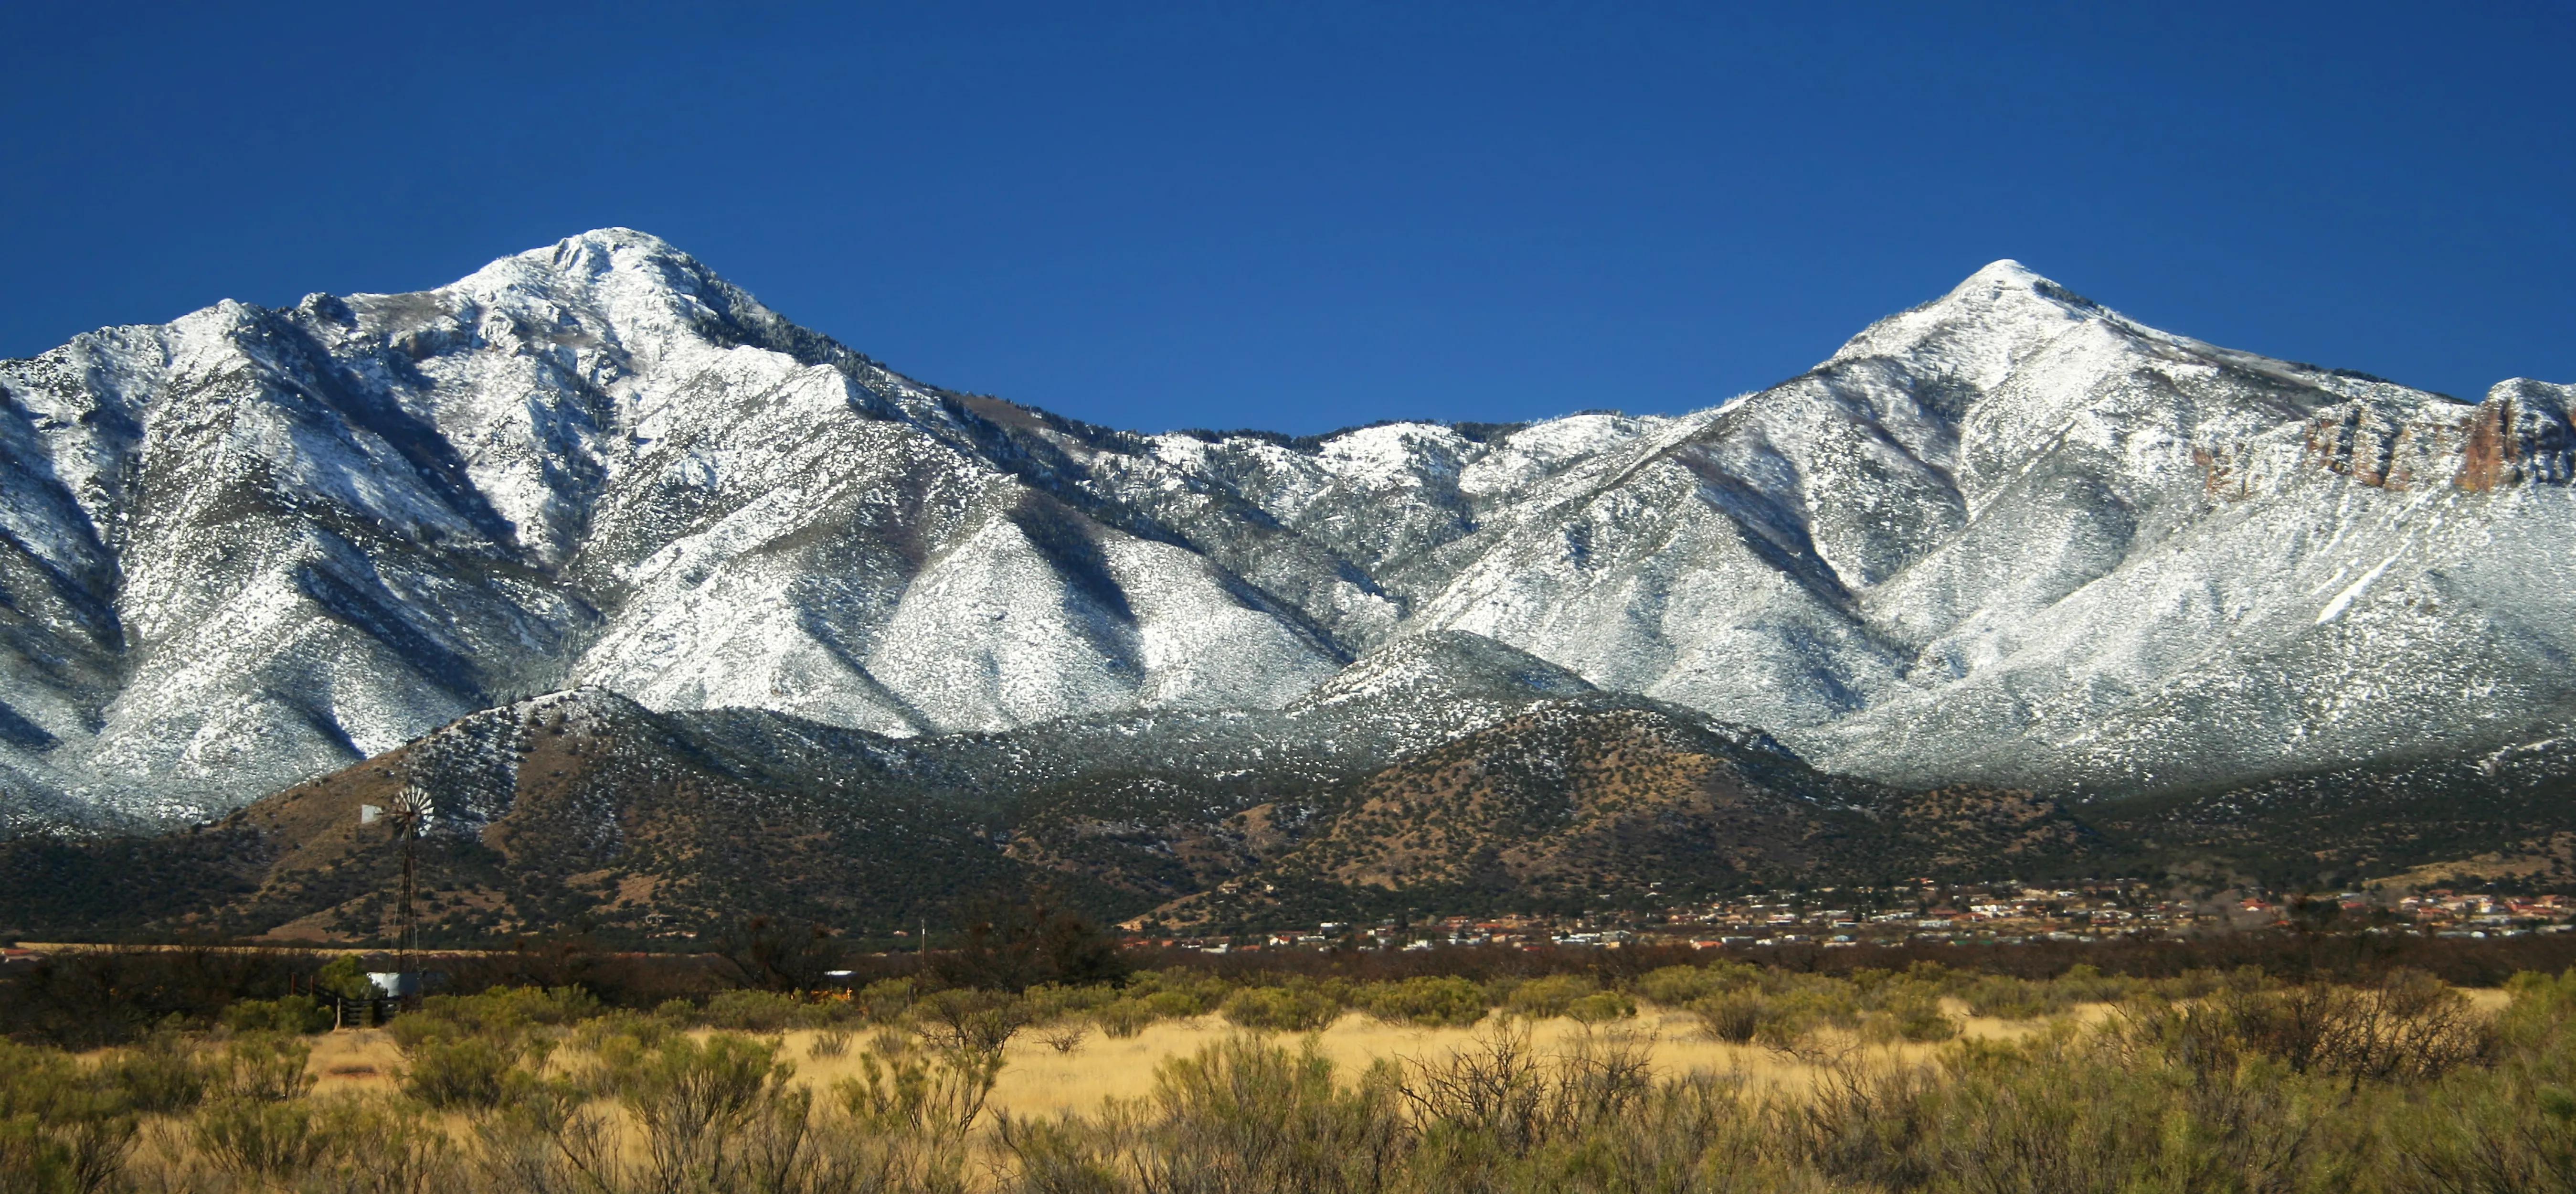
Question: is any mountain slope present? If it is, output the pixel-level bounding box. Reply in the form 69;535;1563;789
1147;700;2103;930
1401;265;2576;796
4;235;2573;832
0;232;1362;825
0;685;2102;942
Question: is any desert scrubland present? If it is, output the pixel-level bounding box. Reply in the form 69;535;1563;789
3;954;2572;1193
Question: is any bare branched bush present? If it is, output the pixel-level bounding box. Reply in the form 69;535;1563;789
811;1026;856;1058
1386;1021;1658;1159
914;988;1031;1057
1033;1021;1092;1055
1691;990;1769;1044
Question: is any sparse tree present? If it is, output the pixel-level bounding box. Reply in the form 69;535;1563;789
933;890;1126;992
714;916;846;992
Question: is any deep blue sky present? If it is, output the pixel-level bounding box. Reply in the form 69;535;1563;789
3;3;2569;434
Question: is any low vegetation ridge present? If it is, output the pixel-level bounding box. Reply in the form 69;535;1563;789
7;935;2576;1191
12;687;2576;947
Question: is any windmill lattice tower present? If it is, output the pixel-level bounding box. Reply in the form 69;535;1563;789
385;780;430;1004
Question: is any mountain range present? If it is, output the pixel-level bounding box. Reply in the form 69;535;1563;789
4;229;2573;936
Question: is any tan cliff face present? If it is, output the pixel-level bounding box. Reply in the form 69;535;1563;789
2297;382;2574;493
2453;383;2576;491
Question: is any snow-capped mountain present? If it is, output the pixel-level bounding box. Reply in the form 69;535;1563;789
3;230;2570;828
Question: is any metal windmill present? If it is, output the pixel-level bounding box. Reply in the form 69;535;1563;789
384;780;431;1002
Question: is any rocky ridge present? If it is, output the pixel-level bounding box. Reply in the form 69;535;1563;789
3;231;2573;834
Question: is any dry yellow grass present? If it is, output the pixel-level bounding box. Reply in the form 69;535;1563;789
61;981;2520;1190
288;989;2507;1120
773;1003;2098;1118
304;1027;404;1094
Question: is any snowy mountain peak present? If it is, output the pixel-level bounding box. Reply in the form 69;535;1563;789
1822;259;2105;394
540;225;687;259
496;227;711;288
1939;258;2100;314
5;232;2575;832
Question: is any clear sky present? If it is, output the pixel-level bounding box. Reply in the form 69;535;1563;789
3;3;2568;435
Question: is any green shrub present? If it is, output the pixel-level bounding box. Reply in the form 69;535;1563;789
2506;965;2576;1013
1094;998;1156;1038
215;1032;314;1102
1504;974;1598;1019
2123;970;2491;1084
192;1097;328;1180
489;984;604;1026
221;995;334;1034
851;977;920;1023
1741;987;1858;1050
1962;974;2072;1020
0;1113;127;1194
1637;965;1724;1006
0;1038;135;1194
1865;988;1957;1043
595;1032;808;1185
1024;981;1120;1021
101;1030;212;1114
2051;962;2137;1004
400;1034;532;1109
1143;990;1209;1019
388;985;596;1058
1221;986;1343;1033
1565;991;1636;1024
299;1097;463;1191
1359;976;1490;1027
1135;1035;1404;1190
703;988;803;1032
0;1039;95;1118
419;985;600;1034
313;954;372;1000
594;1032;791;1108
383;990;571;1111
837;1024;1011;1139
1125;970;1230;1016
568;1008;675;1055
